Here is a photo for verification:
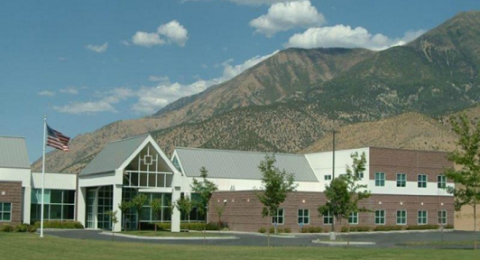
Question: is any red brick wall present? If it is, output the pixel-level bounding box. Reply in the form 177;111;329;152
369;148;453;183
0;181;23;226
208;191;454;232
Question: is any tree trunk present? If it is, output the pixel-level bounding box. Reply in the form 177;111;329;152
474;203;477;250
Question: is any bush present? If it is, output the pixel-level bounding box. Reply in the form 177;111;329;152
341;226;371;232
1;224;13;232
155;222;222;231
269;227;275;234
444;224;454;229
373;225;403;231
284;227;291;233
34;220;84;229
258;227;266;233
406;224;439;230
15;224;28;232
28;225;37;233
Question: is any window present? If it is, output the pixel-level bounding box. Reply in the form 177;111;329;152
438;175;446;189
438;210;447;225
348;212;358;224
324;175;332;181
396;210;407;225
375;172;385;186
172;156;182;173
272;208;284;225
418;175;427;188
323;211;333;225
396;173;406;187
298;209;310;225
30;189;75;223
357;172;364;179
418;210;428;225
0;202;12;222
375;210;385;225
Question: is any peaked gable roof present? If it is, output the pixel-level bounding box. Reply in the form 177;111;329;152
0;136;30;169
80;134;150;176
174;148;318;182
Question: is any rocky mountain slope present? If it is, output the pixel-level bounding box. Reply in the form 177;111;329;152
32;11;480;173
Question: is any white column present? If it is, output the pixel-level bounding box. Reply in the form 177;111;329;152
93;188;99;229
23;186;31;224
171;187;181;232
77;187;87;227
112;184;123;232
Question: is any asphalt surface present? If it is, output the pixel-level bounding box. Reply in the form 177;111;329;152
43;229;480;249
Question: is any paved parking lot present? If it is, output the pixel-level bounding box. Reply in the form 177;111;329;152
44;229;479;249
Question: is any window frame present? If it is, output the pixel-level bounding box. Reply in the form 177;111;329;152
348;212;359;225
375;172;385;187
298;209;310;225
272;208;285;225
324;175;332;181
418;210;428;225
0;202;12;222
438;210;447;225
375;210;386;225
396;210;407;225
396;173;406;187
437;175;446;189
323;211;333;225
418;174;427;188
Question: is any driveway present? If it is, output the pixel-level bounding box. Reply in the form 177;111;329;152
43;229;478;248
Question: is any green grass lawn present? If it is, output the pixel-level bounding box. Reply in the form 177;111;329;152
119;230;229;237
399;240;479;247
0;232;479;260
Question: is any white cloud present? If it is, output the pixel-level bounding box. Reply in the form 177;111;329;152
131;20;188;47
59;86;81;95
131;50;278;114
250;0;325;37
85;42;108;53
53;88;134;114
182;0;289;6
38;90;55;97
148;75;170;83
285;25;425;50
53;50;277;115
157;20;188;47
132;32;165;47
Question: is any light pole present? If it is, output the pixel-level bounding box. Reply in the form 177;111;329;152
331;129;339;239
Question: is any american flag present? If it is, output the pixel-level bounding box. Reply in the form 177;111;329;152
46;125;70;152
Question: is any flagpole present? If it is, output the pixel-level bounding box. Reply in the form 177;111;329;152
40;115;47;238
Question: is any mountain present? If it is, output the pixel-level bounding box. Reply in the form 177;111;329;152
32;11;480;174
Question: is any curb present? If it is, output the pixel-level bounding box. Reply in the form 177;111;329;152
312;240;376;246
100;232;239;240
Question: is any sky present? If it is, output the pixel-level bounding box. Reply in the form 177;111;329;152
1;0;479;163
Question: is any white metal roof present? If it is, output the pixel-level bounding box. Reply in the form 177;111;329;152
80;134;149;176
174;147;318;182
0;136;30;169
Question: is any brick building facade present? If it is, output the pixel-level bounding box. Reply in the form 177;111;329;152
0;181;23;226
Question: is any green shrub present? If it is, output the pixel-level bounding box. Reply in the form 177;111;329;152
277;228;284;234
1;224;13;232
305;226;322;233
301;226;309;233
444;224;454;229
341;226;371;232
406;224;439;230
258;227;266;233
269;227;275;234
15;224;28;232
28;225;37;233
373;225;403;231
34;220;84;229
284;227;291;233
157;223;171;231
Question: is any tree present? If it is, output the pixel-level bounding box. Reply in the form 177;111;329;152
175;195;193;223
191;167;218;231
256;154;297;246
214;204;226;230
318;152;370;243
150;198;162;235
106;210;118;241
444;114;480;250
131;194;148;231
118;201;132;231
